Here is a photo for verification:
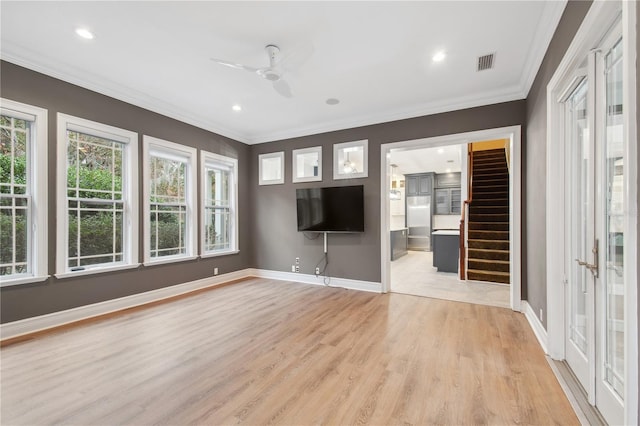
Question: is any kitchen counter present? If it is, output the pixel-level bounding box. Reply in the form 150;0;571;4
432;230;459;273
432;229;460;236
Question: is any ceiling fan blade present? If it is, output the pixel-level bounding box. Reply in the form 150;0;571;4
210;58;259;73
273;79;293;98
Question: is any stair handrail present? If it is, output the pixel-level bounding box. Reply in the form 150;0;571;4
460;145;474;280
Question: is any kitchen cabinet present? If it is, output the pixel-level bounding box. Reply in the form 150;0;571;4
390;228;408;260
435;172;461;188
435;188;462;215
405;173;433;196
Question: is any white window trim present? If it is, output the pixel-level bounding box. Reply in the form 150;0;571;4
333;139;369;180
292;146;322;183
143;135;197;265
56;113;139;277
200;150;239;257
258;151;285;185
0;99;48;287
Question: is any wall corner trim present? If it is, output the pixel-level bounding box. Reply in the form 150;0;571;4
522;300;549;355
249;269;382;293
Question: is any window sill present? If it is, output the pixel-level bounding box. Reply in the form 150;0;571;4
143;255;198;267
200;250;239;259
0;274;49;287
55;263;141;279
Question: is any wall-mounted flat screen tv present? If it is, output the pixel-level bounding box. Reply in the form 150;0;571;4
296;185;364;233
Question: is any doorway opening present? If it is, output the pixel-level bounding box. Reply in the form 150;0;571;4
380;125;522;311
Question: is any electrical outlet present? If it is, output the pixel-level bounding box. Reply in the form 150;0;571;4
213;267;219;276
295;265;300;273
295;257;300;265
291;265;296;272
315;267;320;275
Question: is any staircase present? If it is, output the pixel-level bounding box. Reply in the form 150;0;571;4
466;149;510;284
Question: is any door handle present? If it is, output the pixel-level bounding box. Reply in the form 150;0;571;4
575;258;599;276
574;239;599;278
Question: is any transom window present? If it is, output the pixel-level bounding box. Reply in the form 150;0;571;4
143;136;197;264
56;114;138;276
201;151;238;256
0;99;47;286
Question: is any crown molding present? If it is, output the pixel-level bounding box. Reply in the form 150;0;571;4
1;47;248;143
519;0;568;96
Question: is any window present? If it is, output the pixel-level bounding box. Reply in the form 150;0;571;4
56;114;138;277
143;136;197;264
201;151;238;257
0;99;47;286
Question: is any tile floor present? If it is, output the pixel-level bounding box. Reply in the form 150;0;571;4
391;250;510;309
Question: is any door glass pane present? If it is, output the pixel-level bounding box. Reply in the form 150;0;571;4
568;79;589;355
603;38;624;398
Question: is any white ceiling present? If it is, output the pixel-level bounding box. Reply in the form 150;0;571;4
390;144;462;176
0;1;566;145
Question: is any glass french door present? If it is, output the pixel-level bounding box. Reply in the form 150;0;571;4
564;23;625;426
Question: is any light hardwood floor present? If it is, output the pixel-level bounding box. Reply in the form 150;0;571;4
392;251;510;309
1;278;577;425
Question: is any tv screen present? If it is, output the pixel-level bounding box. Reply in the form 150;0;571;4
296;185;364;233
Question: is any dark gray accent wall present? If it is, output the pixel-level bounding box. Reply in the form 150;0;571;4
0;61;252;323
249;101;526;283
524;0;592;330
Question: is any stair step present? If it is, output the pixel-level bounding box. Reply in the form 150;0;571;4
473;191;509;200
473;168;508;176
468;248;510;261
468;221;509;231
473;170;509;184
468;258;510;273
473;185;509;194
467;269;510;284
468;230;509;240
473;149;504;157
471;198;509;206
473;158;506;165
470;206;509;214
468;239;510;250
473;170;509;183
469;214;509;223
473;162;507;170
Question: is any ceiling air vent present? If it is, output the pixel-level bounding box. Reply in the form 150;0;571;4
477;53;495;71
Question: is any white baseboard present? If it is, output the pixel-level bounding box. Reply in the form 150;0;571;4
1;268;382;341
249;268;382;293
0;268;253;341
522;300;548;354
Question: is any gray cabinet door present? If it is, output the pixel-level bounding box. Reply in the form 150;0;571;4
435;172;461;188
435;189;450;214
406;176;419;196
418;174;432;195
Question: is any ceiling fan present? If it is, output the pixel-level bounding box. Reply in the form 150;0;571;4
211;44;295;98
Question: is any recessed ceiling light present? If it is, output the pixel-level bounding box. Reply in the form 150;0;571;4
326;98;340;105
446;168;452;173
232;104;242;112
75;28;94;40
432;51;446;63
437;148;444;154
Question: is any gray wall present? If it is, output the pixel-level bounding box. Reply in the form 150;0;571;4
249;101;526;283
524;0;592;329
0;62;253;323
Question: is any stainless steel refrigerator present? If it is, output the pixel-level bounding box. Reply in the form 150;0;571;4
406;195;431;250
